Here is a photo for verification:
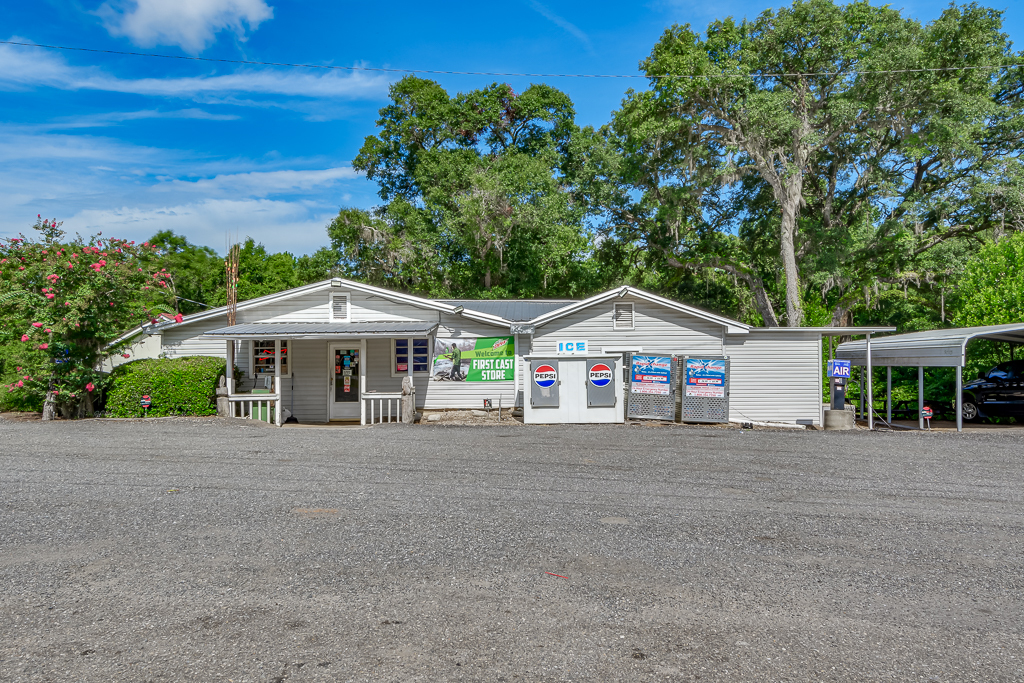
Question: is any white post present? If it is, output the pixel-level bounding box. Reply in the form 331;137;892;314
956;365;963;432
886;366;892;424
360;338;367;425
918;366;924;430
859;366;864;419
865;333;873;430
406;337;414;419
274;338;282;427
226;340;235;394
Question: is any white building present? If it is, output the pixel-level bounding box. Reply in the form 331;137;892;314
111;278;881;427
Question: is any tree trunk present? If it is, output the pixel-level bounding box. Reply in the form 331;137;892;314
484;269;491;290
42;392;57;421
779;183;804;327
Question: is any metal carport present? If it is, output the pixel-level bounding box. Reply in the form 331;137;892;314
835;323;1024;431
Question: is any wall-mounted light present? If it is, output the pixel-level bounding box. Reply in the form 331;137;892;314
452;305;465;314
618;287;629;298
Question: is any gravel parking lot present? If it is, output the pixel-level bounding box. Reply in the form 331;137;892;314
2;418;1023;682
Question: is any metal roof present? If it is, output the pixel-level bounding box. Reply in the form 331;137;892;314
835;323;1024;367
202;321;438;338
439;299;577;322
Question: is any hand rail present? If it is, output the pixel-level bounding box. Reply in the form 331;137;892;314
362;392;404;425
226;392;281;426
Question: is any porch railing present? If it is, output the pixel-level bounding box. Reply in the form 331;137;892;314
227;393;281;425
363;392;404;425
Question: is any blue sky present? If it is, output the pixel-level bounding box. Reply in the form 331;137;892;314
3;0;1023;256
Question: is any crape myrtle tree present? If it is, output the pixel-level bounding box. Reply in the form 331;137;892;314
0;217;174;419
349;76;606;298
607;0;1024;326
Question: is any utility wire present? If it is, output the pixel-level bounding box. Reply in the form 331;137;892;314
2;39;1022;80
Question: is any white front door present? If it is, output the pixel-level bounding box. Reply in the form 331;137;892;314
328;341;364;420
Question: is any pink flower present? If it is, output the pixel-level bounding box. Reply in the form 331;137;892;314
32;322;43;327
174;313;183;323
44;328;51;333
122;353;130;358
86;382;95;392
42;250;47;254
16;380;23;388
67;263;73;269
98;259;106;266
18;266;24;270
109;302;114;306
46;294;55;299
20;335;29;341
38;343;48;350
23;375;29;380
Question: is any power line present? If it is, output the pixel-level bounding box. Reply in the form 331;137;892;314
2;39;1022;80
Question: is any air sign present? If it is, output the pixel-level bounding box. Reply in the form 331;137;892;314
827;359;852;379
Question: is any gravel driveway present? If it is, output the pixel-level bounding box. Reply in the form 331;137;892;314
2;418;1022;682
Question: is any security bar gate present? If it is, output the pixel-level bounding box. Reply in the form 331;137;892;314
678;356;730;423
626;353;678;421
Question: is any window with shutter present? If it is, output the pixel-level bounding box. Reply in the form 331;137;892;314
331;293;349;321
613;302;634;330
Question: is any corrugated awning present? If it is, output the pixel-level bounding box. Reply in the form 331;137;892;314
836;323;1024;367
202;321;439;339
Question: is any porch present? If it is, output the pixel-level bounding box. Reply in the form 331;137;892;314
203;321;439;426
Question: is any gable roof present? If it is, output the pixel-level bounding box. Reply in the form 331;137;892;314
146;277;512;334
529;286;751;334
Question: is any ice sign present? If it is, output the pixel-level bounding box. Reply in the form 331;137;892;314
557;340;588;355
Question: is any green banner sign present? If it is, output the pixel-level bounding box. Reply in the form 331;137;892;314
432;336;515;382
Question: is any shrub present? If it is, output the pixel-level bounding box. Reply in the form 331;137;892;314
106;356;226;418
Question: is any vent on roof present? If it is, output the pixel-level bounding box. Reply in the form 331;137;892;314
613;302;634;330
331;293;349;321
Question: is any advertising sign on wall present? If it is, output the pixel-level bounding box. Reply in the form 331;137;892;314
432;336;515;381
685;359;726;398
631;355;672;395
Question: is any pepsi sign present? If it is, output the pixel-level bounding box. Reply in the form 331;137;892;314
534;364;557;388
588;363;613;387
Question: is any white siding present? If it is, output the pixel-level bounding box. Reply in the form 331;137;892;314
242;291;330;323
532;294;725;356
726;330;822;426
283;339;329;423
99;332;163;372
349;290;434;323
160;316;249;375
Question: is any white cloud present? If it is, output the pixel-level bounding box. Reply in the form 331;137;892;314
0;127;374;254
97;0;274;54
25;109;240;131
163;167;362;197
69;199;334;255
528;1;592;51
0;42;388;101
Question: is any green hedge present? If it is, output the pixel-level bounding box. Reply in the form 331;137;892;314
106;356;226;418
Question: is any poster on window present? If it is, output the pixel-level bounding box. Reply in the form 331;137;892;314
631;355;673;395
432;336;515;381
685;359;726;398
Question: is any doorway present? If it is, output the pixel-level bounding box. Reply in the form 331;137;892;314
328;341;364;420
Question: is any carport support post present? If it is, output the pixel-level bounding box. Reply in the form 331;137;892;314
918;366;924;430
866;333;873;430
956;365;963;432
859;366;864;419
886;366;892;424
274;338;282;427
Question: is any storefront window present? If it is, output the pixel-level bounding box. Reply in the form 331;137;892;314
394;338;429;374
253;340;287;376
